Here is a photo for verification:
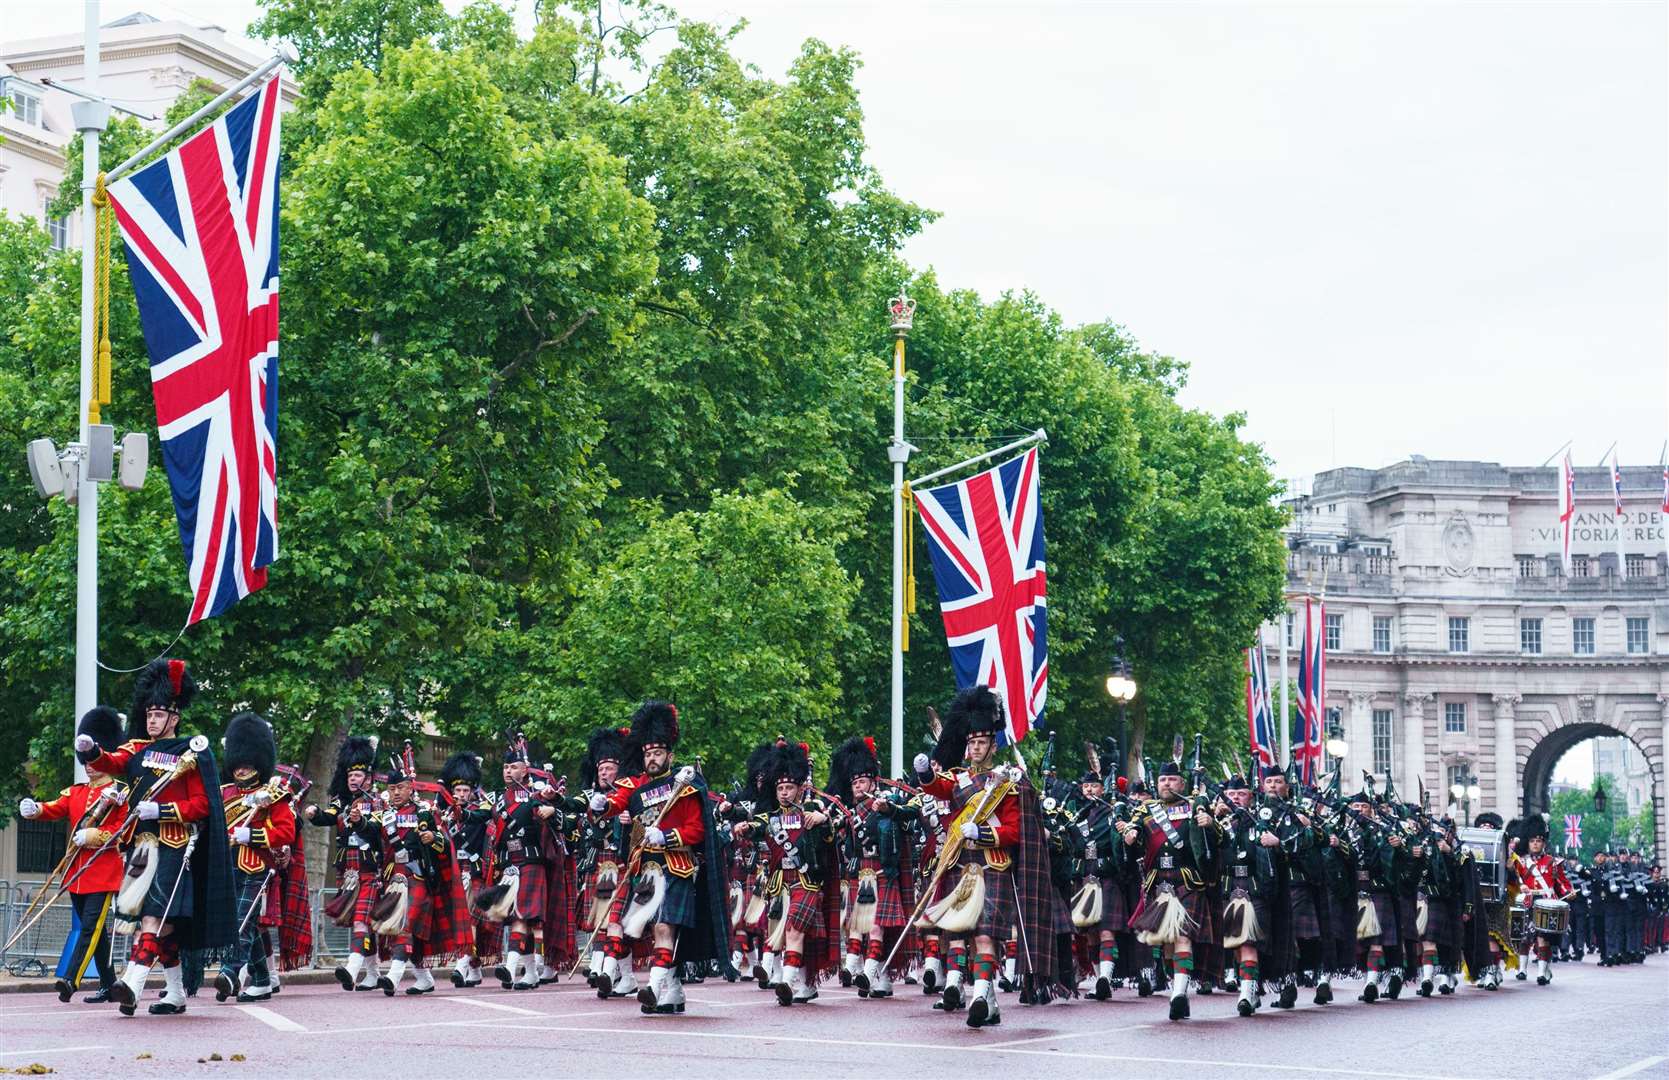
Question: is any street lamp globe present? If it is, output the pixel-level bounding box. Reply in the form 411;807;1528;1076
1325;736;1348;759
1450;782;1466;800
1466;783;1481;802
1105;675;1136;703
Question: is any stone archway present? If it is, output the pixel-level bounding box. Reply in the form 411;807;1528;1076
1518;702;1665;865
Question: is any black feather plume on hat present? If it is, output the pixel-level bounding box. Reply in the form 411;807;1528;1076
331;735;378;801
440;751;483;789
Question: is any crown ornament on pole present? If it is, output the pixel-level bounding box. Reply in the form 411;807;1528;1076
888;286;916;336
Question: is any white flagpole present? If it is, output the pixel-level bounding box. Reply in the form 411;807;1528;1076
72;0;107;784
1560;451;1575;577
1612;449;1627;579
887;289;915;780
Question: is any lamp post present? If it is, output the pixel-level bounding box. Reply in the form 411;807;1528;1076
1450;766;1481;823
1324;710;1348;772
1592;778;1608;816
1104;636;1137;779
887;287;915;780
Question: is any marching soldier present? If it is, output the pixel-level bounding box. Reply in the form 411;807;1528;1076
307;734;386;991
829;735;919;999
372;744;474;995
78;659;235;1016
439;751;495;987
17;707;130;1003
485;735;555;990
1511;816;1572;985
214;711;297;1003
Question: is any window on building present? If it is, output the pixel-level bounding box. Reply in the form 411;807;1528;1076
16;816;67;875
1517;556;1540;579
46;215;68;251
1444;701;1467;734
1626;616;1649;655
1284;611;1293;648
1572;617;1595;655
1571;555;1591;579
1372;709;1394;776
1520;618;1542;655
1372;615;1392;653
8;87;43;127
1626;554;1652;579
1448;616;1469;653
1325;612;1341;652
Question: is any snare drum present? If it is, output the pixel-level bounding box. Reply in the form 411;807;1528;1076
1509;905;1530;944
1531;897;1570;938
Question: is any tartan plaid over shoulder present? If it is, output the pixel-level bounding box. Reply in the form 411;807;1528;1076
1011;777;1067;994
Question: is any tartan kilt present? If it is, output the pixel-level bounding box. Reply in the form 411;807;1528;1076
405;873;476;961
873;873;909;928
577;859;622;932
1422;893;1457;945
1096;874;1130;933
1287;881;1323;942
783;875;825;935
606;868;699;934
974;865;1020;940
352;874;383;928
1131;879;1215;943
1396;893;1420;942
1369;891;1401;948
512;863;549;924
141;841;193;920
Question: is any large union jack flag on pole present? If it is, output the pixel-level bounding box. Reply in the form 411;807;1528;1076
109;76;281;625
1246;641;1277;769
913;448;1047;744
1293;597;1326;784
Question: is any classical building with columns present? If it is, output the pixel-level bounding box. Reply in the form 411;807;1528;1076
1262;457;1667;864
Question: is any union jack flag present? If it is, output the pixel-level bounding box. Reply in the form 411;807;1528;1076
1610;451;1625;517
1293;597;1326;784
913;447;1047;744
109;75;282;625
1558;451;1576;577
1564;813;1583;852
1245;641;1276;769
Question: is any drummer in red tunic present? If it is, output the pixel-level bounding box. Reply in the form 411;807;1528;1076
1512;815;1573;985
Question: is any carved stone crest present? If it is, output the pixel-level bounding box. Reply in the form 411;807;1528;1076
1442;514;1475;577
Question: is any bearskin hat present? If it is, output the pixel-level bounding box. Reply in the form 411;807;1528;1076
761;742;810;810
930;685;1003;769
827;735;879;806
440;751;483;790
581;726;630;788
1521;814;1549;844
744;742;776;800
630;700;679;749
331;735;378;801
75;706;125;765
131;658;196;717
223;711;277;783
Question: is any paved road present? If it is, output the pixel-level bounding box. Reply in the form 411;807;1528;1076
1;960;1664;1079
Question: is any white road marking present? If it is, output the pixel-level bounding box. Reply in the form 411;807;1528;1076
1590;1056;1669;1080
443;996;548;1017
0;1045;109;1057
471;1022;1498;1080
980;1023;1151;1048
236;1004;308;1032
315;1008;612;1037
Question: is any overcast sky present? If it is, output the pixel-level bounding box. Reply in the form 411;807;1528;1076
6;0;1664;485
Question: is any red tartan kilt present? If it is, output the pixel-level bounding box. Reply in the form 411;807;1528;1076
513;864;548;923
405;877;435;944
577;861;620;932
351;875;383;928
872;874;909;927
784;878;825;935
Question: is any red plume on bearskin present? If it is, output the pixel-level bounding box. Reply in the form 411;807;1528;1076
827;735;880;807
131;657;197;716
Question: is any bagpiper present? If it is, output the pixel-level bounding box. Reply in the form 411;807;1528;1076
589;700;733;1015
480;734;556;990
439;751;495;987
369;743;474;995
912;686;1063;1028
214;711;297;1003
739;742;840;1006
17;707;130;1003
308;734;386;991
574;727;633;986
1121;751;1223;1021
78;659;235;1016
828;735;919;999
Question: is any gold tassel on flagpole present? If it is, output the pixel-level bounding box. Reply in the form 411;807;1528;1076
88;173;114;424
903;481;919;651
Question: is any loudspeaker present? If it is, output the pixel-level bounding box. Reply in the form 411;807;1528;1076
86;424;115;482
26;439;62;498
118;432;149;492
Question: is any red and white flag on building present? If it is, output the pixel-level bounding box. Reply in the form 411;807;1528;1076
1610;449;1627;575
1559;451;1576;577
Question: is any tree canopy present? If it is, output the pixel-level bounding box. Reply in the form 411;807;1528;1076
0;0;1288;824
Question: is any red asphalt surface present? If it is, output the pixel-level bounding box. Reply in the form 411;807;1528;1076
0;960;1664;1080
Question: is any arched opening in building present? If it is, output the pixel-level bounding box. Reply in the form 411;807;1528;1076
1524;723;1658;860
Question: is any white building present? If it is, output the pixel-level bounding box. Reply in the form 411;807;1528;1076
1263;457;1667;865
0;11;295;250
1592;735;1653;816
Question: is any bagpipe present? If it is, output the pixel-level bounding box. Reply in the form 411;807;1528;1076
322;786;389;927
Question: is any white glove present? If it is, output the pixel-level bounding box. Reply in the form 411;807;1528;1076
675;765;696;786
74;734;95;754
643;826;666;847
136;800;161;821
233;826;252;844
73;828;99;847
100;785;128;804
588;792;609;812
959;820;982;841
18;798;40;819
913;753;931;775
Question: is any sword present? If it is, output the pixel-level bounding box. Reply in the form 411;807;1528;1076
238;867;277;936
153;828;199;928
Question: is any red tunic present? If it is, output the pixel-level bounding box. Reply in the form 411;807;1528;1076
34;779;129;893
920;768;1020;855
597;770;706;877
87;739;210;850
220;782;299;875
1514;852;1572;903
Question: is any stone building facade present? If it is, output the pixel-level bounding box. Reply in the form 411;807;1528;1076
1262;458;1667;864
